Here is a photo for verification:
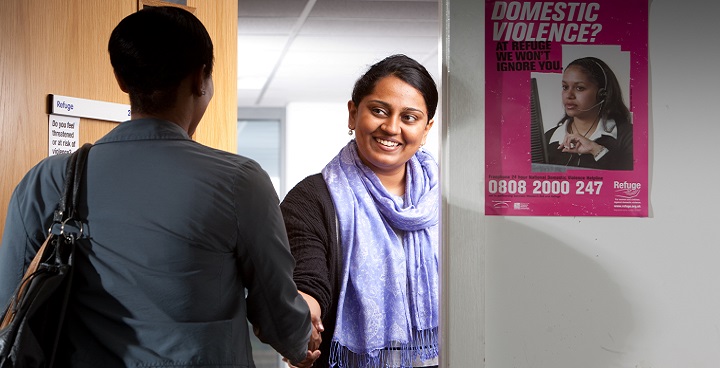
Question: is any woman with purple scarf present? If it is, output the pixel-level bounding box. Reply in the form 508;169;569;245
280;54;439;368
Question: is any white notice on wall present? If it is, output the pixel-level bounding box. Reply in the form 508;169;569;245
48;114;80;156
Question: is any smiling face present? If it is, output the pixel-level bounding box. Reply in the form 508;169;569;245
562;65;603;117
348;75;434;179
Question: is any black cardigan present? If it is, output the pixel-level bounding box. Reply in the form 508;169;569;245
280;173;339;368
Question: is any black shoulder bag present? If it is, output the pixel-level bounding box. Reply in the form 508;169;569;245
0;142;93;368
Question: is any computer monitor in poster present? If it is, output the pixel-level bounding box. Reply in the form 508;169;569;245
530;77;549;164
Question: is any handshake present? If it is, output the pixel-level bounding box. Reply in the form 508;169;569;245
281;291;324;368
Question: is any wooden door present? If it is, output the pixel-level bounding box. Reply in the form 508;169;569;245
0;0;237;240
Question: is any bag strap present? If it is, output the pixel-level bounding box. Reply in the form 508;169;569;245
0;143;93;328
48;143;92;367
68;143;92;221
55;143;92;223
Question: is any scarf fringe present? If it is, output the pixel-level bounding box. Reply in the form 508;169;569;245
329;327;439;368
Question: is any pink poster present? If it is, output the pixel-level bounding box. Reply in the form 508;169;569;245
485;0;649;216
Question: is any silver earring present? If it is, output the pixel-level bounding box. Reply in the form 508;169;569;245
201;90;206;96
348;129;354;136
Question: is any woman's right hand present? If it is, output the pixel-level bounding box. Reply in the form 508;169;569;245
560;133;600;156
299;290;324;351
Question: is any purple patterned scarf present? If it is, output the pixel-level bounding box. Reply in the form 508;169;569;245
322;140;439;367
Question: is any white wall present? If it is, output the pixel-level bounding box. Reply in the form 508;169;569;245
284;102;349;196
443;0;720;367
441;1;486;366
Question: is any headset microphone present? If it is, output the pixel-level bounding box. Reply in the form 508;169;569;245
576;100;605;112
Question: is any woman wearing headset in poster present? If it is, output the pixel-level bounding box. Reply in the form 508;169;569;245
545;56;633;170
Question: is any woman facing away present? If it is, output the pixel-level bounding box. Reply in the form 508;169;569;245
0;6;317;368
545;56;634;170
280;54;440;368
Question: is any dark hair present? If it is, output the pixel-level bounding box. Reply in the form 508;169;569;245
559;56;630;127
352;54;438;120
108;6;214;114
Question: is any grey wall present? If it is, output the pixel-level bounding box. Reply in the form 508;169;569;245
442;0;720;367
441;0;486;367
